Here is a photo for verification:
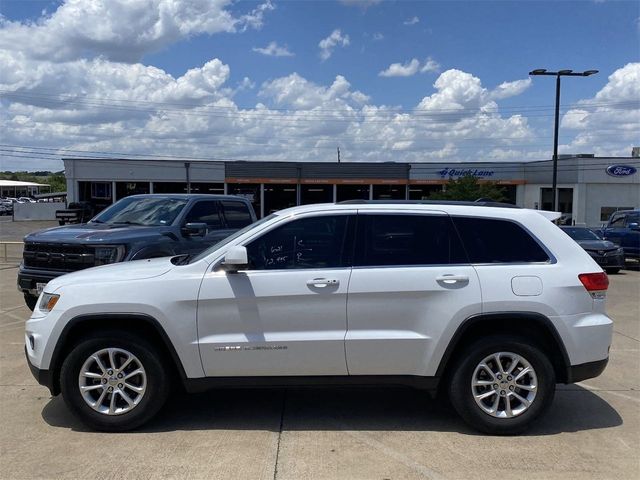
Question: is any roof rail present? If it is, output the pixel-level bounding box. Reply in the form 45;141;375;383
336;199;520;209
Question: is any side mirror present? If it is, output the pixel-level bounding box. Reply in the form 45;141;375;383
221;246;248;272
628;222;640;231
182;222;207;237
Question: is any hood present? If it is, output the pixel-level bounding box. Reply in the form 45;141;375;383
24;223;169;244
576;239;619;251
45;257;175;291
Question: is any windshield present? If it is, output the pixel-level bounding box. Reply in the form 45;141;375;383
563;227;600;241
188;213;278;264
91;196;188;226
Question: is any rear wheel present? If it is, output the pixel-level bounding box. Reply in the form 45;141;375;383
605;268;620;274
24;293;38;311
60;332;169;431
448;335;555;435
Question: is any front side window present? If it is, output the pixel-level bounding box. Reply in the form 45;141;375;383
453;217;550;263
246;215;352;270
184;201;223;228
610;214;624;227
354;214;466;267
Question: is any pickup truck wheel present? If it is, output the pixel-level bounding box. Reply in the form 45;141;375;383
60;332;169;431
24;293;38;311
448;335;555;435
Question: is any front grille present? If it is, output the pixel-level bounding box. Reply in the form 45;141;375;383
23;243;95;272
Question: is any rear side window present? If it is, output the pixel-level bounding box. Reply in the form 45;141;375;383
246;215;352;270
355;214;467;267
452;217;550;263
221;201;253;228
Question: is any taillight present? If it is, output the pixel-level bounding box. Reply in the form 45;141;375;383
578;272;609;298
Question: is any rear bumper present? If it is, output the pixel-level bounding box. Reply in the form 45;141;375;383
566;357;608;383
25;346;57;395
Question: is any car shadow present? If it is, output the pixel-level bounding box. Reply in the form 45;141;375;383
41;384;622;436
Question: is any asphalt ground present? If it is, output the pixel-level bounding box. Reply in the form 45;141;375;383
0;221;638;479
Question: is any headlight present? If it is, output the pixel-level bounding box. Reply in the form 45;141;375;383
39;293;60;313
616;247;625;254
93;246;125;265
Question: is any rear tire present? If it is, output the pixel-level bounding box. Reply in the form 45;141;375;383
60;332;170;432
24;293;38;311
605;268;620;274
448;335;555;435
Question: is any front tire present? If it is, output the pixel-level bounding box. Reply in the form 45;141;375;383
60;332;169;431
448;335;555;435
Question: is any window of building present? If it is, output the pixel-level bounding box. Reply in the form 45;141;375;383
336;184;370;202
408;185;442;200
263;184;297;215
372;184;406;200
246;215;351;270
452;217;550;263
115;182;150;200
153;182;188;194
189;183;224;194
184;200;223;228
354;214;466;267
220;200;253;228
301;184;333;204
541;187;573;224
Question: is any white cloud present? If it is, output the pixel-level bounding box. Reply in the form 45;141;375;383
318;29;350;61
379;58;440;77
403;16;420;25
252;41;294;57
420;57;441;74
489;78;532;100
561;63;640;155
379;59;421;77
372;32;384;41
0;0;273;63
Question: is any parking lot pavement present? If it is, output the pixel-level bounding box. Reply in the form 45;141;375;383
0;267;638;480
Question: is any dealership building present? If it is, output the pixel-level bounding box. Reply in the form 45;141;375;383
63;155;639;227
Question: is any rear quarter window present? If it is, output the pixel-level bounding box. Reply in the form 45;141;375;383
452;217;550;264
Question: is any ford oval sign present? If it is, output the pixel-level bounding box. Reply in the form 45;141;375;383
606;165;637;177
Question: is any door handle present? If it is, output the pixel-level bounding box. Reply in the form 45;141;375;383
436;274;469;284
306;278;339;288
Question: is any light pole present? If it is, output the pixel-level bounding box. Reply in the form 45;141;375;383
528;69;598;211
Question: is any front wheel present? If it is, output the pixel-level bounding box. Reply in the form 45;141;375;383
60;332;170;431
448;336;555;435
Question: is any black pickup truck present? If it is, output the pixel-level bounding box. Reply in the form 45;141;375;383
18;194;257;310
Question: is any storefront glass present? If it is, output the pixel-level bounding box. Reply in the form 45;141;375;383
301;184;333;204
372;184;406;200
336;184;370;202
264;184;297;215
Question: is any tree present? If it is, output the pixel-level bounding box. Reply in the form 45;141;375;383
428;174;507;202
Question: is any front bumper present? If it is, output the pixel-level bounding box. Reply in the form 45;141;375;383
588;252;625;269
25;346;57;395
17;267;64;296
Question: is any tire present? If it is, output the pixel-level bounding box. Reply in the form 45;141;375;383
60;331;170;431
24;293;38;311
448;335;555;435
605;268;620;274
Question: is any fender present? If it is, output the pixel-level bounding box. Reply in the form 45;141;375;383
47;313;188;395
434;311;571;380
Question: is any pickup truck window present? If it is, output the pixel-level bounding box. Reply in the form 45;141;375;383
184;200;223;228
220;201;253;228
91;197;187;226
609;214;625;227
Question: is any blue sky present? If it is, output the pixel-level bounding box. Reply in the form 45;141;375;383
0;0;638;170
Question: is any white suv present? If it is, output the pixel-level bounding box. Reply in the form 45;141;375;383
25;202;612;434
